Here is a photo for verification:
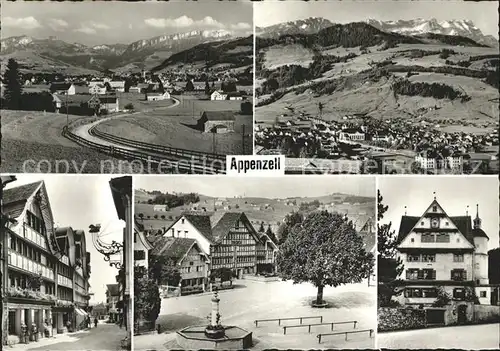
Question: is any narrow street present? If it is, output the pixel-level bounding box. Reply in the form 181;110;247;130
6;323;128;351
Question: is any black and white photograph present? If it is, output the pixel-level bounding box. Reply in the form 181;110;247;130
377;176;500;349
0;1;253;174
0;175;133;350
254;1;499;175
132;176;376;350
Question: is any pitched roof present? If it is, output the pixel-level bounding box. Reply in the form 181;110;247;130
152;237;197;263
210;212;260;243
201;111;235;121
183;214;213;241
397;215;475;245
106;284;120;296
3;181;42;218
50;82;73;90
99;96;118;104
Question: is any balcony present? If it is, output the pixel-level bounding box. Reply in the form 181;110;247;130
8;250;55;280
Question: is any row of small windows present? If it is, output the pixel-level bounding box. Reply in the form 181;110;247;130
421;233;450;243
404;288;481;299
58;286;73;301
406;268;468;281
407;254;464;262
9;236;54;268
26;211;47;235
180;266;203;273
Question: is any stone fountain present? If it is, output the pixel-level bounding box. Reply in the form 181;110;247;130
176;289;253;349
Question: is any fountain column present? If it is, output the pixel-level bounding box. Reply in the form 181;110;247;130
210;290;220;327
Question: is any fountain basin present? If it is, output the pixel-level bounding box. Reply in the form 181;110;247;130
177;325;252;349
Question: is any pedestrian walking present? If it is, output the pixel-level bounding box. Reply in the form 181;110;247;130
94;317;98;328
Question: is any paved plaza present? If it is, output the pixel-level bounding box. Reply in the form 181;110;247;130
5;323;128;351
378;323;500;349
134;279;376;350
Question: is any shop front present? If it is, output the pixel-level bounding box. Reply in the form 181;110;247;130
7;298;54;345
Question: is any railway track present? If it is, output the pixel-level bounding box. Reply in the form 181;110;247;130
63;126;226;174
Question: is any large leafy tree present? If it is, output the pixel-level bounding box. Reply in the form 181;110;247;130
276;211;304;245
3;58;23;110
134;266;161;324
277;211;373;305
149;255;181;286
488;248;500;284
377;190;404;306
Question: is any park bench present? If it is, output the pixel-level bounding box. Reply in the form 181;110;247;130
254;316;323;327
282;320;357;335
317;329;374;343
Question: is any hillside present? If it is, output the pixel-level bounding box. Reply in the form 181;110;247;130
134;189;376;247
0;30;245;73
151;36;253;72
255;19;499;127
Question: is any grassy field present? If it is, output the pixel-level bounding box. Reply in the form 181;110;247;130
0;138;141;173
95;95;253;155
262;44;315;70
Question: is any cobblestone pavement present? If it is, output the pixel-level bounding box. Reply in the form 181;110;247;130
6;323;128;351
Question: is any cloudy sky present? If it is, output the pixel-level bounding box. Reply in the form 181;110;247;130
5;175;125;303
1;1;253;45
135;176;375;198
379;176;499;251
255;1;499;38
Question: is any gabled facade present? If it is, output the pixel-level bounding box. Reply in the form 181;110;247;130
163;212;276;280
134;220;152;269
210;90;228;101
395;196;493;322
2;181;91;346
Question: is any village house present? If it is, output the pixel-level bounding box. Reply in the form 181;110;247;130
162;212;278;281
415;152;464;172
89;84;107;95
395;197;498;324
134;220;152;269
339;128;366;141
109;81;125;92
210;90;228;101
88;81;105;88
98;96;119;113
49;83;76;96
153;204;168;212
198;111;235;134
128;86;141;94
2;182;91;345
146;91;171;101
227;92;244;101
150;237;210;293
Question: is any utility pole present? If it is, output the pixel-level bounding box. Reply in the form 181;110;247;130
66;93;69;128
242;124;245;154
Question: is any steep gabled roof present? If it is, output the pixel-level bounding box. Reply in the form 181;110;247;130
211;212;259;243
397;214;475;246
183;214;213;241
3;181;43;218
151;237;198;264
201;111;235;121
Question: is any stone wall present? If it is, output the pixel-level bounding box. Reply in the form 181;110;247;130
378;307;426;332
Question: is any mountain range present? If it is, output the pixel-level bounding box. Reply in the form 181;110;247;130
0;29;239;73
257;17;498;48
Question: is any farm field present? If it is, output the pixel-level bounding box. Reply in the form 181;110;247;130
262;44;315;70
256;42;499;130
0;138;140;173
95;95;253;155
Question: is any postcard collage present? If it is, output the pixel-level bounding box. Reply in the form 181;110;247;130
0;0;498;350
